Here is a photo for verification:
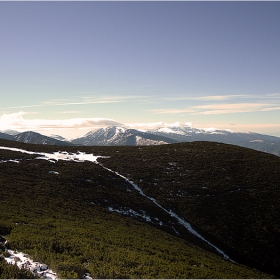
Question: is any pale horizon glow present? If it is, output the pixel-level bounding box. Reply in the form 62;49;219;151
1;112;280;139
0;2;279;138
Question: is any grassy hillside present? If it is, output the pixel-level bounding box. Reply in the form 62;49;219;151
0;258;35;279
96;142;280;276
0;139;278;278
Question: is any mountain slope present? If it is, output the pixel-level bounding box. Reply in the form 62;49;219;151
96;142;280;276
13;131;73;146
0;130;20;136
148;125;280;156
70;124;280;156
71;126;177;146
50;134;68;142
0;139;275;278
1;125;279;156
0;132;14;141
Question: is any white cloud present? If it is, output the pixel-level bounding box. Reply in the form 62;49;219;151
149;108;195;115
0;112;194;137
0;112;123;139
1;95;148;111
55;111;82;114
0;111;26;130
125;121;193;130
260;106;280;112
163;95;248;101
266;93;280;98
192;103;280;115
146;100;280;117
1;109;280;140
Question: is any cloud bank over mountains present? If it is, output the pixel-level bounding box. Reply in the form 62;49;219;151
0;112;192;136
0;112;123;138
1;92;279;139
1;111;280;139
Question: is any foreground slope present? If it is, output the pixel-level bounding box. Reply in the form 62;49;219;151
0;139;277;278
96;142;280;276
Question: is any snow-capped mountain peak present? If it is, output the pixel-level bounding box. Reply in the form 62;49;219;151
71;126;177;146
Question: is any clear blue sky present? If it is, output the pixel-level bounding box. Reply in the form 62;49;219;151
0;1;280;137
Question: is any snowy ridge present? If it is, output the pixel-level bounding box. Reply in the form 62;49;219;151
50;134;68;142
156;127;188;135
72;126;177;146
135;135;168;146
0;129;20;136
151;126;231;137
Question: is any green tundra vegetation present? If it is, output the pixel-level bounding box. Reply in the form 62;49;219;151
0;258;35;279
0;139;278;278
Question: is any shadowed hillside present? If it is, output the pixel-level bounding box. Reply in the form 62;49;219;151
0;139;278;278
96;142;280;276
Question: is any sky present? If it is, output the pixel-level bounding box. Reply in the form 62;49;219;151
0;1;280;138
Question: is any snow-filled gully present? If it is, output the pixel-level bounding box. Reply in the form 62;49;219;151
0;146;234;276
101;165;233;262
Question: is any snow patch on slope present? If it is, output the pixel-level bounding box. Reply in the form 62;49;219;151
0;146;103;163
1;235;58;280
100;165;234;262
108;207;152;223
0;145;233;264
250;139;264;143
135;136;168;146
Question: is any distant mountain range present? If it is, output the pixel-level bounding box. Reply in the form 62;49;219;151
1;125;280;156
148;125;280;156
0;131;72;146
71;126;178;146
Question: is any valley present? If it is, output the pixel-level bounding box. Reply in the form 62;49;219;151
0;139;279;278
